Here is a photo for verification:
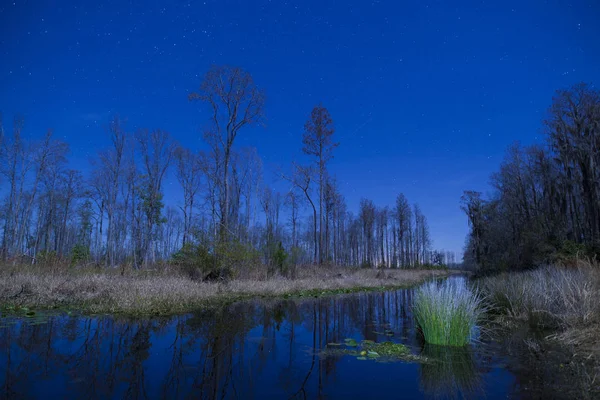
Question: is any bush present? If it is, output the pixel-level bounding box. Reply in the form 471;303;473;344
172;242;216;280
218;240;261;279
414;279;486;346
273;242;288;275
421;263;448;271
37;250;60;267
70;244;90;267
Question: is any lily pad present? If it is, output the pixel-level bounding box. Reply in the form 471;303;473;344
356;357;367;361
363;341;410;357
327;342;342;347
320;340;419;363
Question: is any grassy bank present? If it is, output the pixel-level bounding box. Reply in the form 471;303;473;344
479;264;600;396
0;265;458;316
480;265;599;333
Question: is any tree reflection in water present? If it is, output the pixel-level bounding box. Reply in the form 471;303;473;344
0;287;524;399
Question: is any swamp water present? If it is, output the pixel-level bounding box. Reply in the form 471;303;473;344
0;278;577;399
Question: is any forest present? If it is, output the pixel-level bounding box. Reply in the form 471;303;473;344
462;82;600;272
0;65;456;278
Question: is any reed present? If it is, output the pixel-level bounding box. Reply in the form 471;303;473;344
414;279;485;346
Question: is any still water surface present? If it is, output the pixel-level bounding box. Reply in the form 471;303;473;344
0;277;547;399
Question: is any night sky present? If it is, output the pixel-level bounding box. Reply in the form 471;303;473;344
1;0;599;256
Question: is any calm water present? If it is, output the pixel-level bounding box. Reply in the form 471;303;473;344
0;278;561;399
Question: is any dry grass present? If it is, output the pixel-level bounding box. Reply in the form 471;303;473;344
479;265;600;329
480;264;600;368
0;265;458;316
480;264;600;396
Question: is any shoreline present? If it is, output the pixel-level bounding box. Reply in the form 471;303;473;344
0;267;461;317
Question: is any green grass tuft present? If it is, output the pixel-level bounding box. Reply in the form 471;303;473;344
414;279;485;346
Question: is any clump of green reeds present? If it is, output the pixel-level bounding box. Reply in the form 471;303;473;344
414;279;485;346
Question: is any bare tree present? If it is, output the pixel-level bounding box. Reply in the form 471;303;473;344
285;190;302;249
282;164;318;263
359;198;376;267
302;105;338;264
91;117;127;266
0;116;26;260
394;194;411;267
17;131;69;259
136;129;175;266
376;206;389;267
189;65;265;244
174;146;202;246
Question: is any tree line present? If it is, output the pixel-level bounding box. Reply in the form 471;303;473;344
0;65;456;273
462;82;600;271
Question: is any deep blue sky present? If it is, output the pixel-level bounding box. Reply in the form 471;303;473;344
1;0;599;256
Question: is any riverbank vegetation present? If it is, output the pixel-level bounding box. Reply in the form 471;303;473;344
0;264;456;315
462;83;600;393
481;263;600;353
461;83;600;272
478;262;600;398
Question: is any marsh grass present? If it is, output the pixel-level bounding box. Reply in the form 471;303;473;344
480;265;600;329
0;265;457;316
480;264;600;373
414;279;485;346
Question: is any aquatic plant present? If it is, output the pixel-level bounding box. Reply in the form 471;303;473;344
413;279;485;346
322;340;415;362
361;341;410;357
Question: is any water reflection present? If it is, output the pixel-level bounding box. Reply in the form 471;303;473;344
419;344;484;399
0;287;518;399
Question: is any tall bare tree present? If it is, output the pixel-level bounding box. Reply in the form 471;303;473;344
0;116;26;260
394;194;411;267
174;146;202;246
136;129;175;266
359;198;376;266
189;65;265;244
302;105;338;264
283;164;318;263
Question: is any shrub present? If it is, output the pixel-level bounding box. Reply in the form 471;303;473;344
172;242;216;280
273;242;288;275
218;240;261;279
37;250;60;267
70;244;90;267
414;279;486;346
421;263;448;271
